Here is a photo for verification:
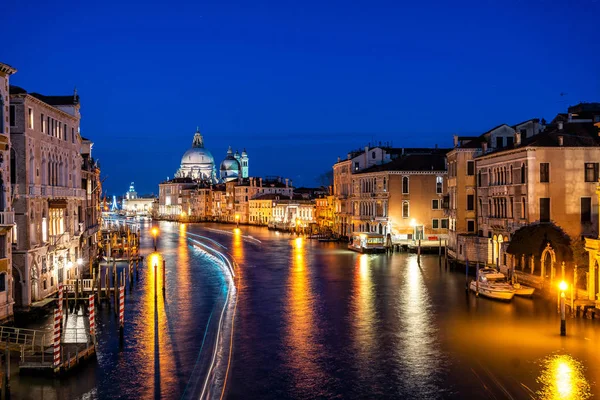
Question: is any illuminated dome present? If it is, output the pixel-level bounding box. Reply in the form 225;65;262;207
220;146;241;182
175;128;216;182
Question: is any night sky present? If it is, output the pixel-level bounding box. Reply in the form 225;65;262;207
2;0;599;195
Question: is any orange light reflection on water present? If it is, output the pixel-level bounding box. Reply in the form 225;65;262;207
351;254;375;364
537;354;592;400
141;249;177;398
285;237;324;392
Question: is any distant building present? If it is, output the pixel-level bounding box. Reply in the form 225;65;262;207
122;182;155;216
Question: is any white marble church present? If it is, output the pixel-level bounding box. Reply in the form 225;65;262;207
174;128;249;183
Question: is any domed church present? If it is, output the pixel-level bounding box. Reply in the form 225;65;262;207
220;147;249;182
174;128;249;183
175;128;217;181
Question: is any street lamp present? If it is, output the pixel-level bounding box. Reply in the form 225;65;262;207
151;227;159;251
559;280;567;336
235;214;240;227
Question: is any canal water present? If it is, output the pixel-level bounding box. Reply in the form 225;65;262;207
9;222;600;399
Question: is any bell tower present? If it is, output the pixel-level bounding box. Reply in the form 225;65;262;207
241;149;249;178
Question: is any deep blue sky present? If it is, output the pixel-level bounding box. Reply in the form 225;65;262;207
3;0;599;195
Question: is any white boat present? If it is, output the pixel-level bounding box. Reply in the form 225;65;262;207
470;268;515;301
511;281;535;297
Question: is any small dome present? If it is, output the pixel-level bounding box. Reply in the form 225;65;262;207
220;158;240;172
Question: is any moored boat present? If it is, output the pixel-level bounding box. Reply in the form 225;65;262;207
470;268;515;301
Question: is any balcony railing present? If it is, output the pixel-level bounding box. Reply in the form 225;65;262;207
28;185;86;198
0;211;14;226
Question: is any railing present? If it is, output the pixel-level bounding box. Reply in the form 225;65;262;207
66;279;95;292
0;325;50;352
30;185;86;198
49;232;70;247
0;211;14;225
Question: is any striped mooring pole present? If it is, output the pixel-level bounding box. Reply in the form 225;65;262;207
53;309;61;369
88;294;96;341
58;283;64;320
119;285;125;343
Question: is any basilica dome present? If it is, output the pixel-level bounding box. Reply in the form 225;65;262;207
181;146;214;166
175;128;217;182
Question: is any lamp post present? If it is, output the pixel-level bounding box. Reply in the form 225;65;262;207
151;227;159;251
559;280;567;336
235;214;240;227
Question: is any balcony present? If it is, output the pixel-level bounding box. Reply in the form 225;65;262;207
0;211;14;226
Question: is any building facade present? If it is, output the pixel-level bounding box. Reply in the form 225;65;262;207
0;62;16;321
476;116;600;268
350;152;449;240
10;85;88;308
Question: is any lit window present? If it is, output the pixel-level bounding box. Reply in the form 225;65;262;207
402;201;409;218
42;217;48;242
436;176;443;194
28;108;34;129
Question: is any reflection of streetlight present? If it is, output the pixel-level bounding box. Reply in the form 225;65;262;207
151;227;159;251
235;214;240;227
559;281;567;336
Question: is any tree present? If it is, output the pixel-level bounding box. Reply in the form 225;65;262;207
570;237;589;269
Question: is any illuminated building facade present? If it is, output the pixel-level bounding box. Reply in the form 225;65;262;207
0;62;16;321
350;151;449;240
10;84;89;308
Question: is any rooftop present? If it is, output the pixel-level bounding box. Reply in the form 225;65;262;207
357;152;448;174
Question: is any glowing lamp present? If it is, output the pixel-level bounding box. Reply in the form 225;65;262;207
151;227;159;237
559;281;568;292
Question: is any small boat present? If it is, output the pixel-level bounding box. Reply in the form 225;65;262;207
348;232;386;253
470;268;515;301
511;281;535;297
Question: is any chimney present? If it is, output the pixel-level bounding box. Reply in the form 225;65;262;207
515;132;521;146
260;177;263;187
482;142;488;153
285;178;289;188
337;156;341;163
558;135;564;146
558;121;564;130
453;135;459;147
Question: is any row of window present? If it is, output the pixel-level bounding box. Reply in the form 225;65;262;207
401;176;444;194
9;105;77;143
431;219;449;229
478;162;599;186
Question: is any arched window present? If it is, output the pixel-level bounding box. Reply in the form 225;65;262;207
509;165;513;184
521;163;526;184
402;201;409;218
478;170;482;187
402;176;409;194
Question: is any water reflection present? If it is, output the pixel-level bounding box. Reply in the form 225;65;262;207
396;256;442;396
537;354;592;400
285;236;324;395
351;254;375;373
